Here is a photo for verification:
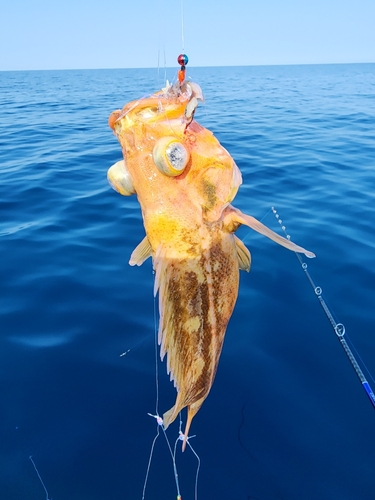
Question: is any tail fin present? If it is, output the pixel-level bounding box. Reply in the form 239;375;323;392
163;392;184;429
163;405;178;429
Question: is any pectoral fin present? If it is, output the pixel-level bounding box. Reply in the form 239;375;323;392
225;206;315;258
234;235;251;272
129;236;153;266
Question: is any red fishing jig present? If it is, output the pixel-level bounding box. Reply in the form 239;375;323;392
177;53;189;83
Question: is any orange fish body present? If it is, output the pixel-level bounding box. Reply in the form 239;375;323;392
108;80;314;449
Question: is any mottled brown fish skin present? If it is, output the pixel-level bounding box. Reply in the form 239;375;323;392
159;222;239;446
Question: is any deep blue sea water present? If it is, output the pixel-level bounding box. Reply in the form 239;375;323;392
1;64;375;500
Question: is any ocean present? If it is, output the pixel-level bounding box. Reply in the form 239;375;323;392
1;64;374;500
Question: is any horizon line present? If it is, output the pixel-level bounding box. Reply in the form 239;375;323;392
1;61;374;73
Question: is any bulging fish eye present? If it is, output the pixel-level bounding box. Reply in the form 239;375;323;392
107;159;135;196
153;137;189;177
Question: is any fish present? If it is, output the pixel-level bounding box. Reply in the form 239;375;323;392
107;79;315;450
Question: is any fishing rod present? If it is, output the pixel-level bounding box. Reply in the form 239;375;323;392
272;207;375;410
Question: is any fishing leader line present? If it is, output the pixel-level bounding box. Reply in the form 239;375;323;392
142;267;200;500
180;0;185;54
155;0;187;90
271;206;375;410
29;456;51;500
141;270;182;500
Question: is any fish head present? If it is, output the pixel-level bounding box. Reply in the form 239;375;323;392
107;80;242;249
108;80;204;187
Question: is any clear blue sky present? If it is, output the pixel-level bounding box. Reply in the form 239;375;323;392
1;0;374;71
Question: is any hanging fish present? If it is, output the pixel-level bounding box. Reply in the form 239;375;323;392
107;62;315;450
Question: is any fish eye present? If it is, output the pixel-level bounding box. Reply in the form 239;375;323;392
153;137;189;176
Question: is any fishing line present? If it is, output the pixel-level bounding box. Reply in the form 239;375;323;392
143;413;182;500
157;49;160;82
141;271;183;500
157;47;168;88
270;206;375;410
142;267;201;500
240;207;273;245
180;0;185;53
164;48;167;87
141;281;162;500
29;456;51;500
174;415;201;500
155;0;169;87
345;334;375;386
153;278;160;414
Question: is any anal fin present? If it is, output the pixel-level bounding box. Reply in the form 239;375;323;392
234;235;251;272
